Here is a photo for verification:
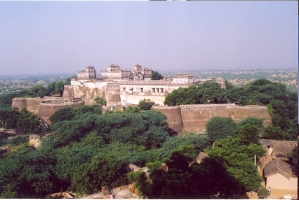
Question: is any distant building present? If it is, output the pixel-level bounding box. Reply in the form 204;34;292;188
77;66;96;80
172;74;194;84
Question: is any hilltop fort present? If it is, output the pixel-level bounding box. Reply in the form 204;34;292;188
12;64;271;134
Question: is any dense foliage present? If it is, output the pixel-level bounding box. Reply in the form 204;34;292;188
138;99;155;110
164;82;228;106
206;116;236;142
151;71;164;80
205;136;265;192
128;147;242;199
226;78;297;140
0;107;40;134
94;97;107;106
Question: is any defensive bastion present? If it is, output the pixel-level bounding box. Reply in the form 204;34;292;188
152;104;272;134
12;97;83;124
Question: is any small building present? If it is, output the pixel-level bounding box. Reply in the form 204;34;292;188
264;159;297;190
172;74;194;84
100;64;131;80
77;66;96;80
133;64;152;81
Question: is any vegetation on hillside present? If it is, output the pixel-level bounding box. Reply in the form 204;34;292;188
0;77;297;198
164;81;228;106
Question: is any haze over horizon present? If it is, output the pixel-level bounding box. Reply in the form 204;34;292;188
0;2;297;76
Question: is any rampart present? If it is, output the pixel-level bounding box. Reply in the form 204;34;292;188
12;98;42;114
152;106;183;134
12;97;83;125
152;104;272;134
38;99;83;124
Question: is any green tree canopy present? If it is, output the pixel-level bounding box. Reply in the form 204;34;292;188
17;108;41;134
164;82;228;106
0;108;20;129
94;97;107;106
49;107;75;125
151;71;164;80
262;126;288;140
206;116;236;142
123;106;140;114
138;99;155;110
234;124;260;145
205;136;265;191
28;84;50;98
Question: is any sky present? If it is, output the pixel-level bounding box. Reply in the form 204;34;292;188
0;1;297;75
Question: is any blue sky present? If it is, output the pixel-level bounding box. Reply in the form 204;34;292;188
0;1;297;75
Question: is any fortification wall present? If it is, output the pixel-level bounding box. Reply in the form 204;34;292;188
180;104;235;133
152;106;183;134
233;105;272;126
153;104;271;134
38;100;83;124
12;98;42;114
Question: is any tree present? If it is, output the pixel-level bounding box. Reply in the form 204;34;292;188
123;106;140;114
151;71;163;80
257;187;270;199
238;117;264;132
225;80;234;90
164;82;227;106
28;84;50;98
206;117;236;142
94;97;107;106
74;104;102;116
70;152;129;195
138;99;155;110
159;134;211;160
234;124;260;145
262;126;288;140
17;108;41;134
0;108;20;129
196;82;228;104
205;136;265;192
49;107;75;125
189;157;243;197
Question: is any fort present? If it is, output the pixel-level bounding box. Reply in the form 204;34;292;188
11;64;271;132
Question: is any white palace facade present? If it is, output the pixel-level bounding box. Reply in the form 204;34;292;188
69;64;225;106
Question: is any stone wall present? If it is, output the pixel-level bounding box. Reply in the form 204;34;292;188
12;98;42;114
152;106;183;134
152;104;272;134
38;100;83;124
180;104;235;133
12;97;83;125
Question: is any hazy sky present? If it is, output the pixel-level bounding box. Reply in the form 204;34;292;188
0;1;297;75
